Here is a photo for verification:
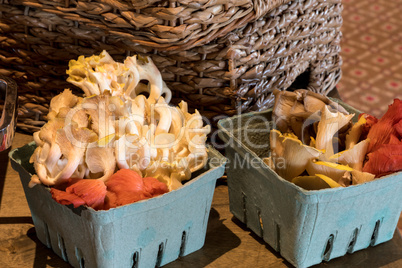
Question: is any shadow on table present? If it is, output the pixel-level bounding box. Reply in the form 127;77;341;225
231;216;402;268
231;216;294;268
23;207;240;268
0;216;33;224
165;207;241;267
313;230;402;268
26;227;71;268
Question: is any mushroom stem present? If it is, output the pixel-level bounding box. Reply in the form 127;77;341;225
315;105;354;159
154;98;172;135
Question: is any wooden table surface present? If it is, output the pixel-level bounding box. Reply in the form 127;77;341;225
1;132;402;268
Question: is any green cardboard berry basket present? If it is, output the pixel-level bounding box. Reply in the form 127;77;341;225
217;99;402;268
10;142;226;268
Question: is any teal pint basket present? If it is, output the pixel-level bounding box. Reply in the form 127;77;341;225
217;100;402;268
10;142;226;268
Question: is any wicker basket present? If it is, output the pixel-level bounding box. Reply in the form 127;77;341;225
0;0;342;133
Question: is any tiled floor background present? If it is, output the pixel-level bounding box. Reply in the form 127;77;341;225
338;0;402;118
338;0;402;234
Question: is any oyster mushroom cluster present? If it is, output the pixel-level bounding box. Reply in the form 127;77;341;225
30;51;210;192
265;89;376;190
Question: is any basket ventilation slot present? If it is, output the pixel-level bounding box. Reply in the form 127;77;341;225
276;223;281;253
257;209;263;237
44;222;51;248
322;234;334;261
242;192;247;224
79;258;85;268
132;251;139;268
155;242;165;267
347;228;359;253
179;231;187;256
370;220;381;246
75;247;85;268
57;234;68;262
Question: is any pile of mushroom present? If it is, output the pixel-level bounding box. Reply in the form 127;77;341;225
30;50;210;192
265;89;376;190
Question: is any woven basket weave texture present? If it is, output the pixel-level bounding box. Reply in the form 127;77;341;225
0;0;342;132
